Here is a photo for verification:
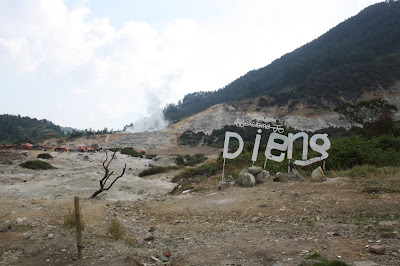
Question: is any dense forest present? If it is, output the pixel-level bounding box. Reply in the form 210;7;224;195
0;114;64;144
164;1;400;122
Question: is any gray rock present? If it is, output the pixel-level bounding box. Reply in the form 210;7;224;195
251;216;262;223
144;233;154;241
291;169;304;182
273;169;303;182
273;172;286;182
255;170;269;184
218;181;229;190
225;175;234;184
48;233;54;239
241;173;256;187
369;245;385;254
310;166;326;182
237;169;249;186
248;166;262;175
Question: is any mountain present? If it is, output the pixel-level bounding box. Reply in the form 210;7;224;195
0;114;65;144
163;1;400;122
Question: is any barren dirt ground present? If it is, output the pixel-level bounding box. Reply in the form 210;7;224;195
1;135;400;265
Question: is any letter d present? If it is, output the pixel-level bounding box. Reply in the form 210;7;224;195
223;131;244;159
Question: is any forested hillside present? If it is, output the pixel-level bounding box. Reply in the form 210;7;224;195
0;114;64;144
164;1;400;122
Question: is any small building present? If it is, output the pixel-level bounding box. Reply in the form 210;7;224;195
20;143;33;150
41;145;53;151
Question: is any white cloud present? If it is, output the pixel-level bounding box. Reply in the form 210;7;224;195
71;88;89;95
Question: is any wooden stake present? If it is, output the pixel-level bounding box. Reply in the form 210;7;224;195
74;197;83;260
221;158;226;181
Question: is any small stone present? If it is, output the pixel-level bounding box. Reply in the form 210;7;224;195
144;234;154;241
251;216;262;223
162;250;171;257
369;245;385;254
218;181;229;190
48;233;54;239
225;175;234;184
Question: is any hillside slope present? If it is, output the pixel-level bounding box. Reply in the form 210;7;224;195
164;1;400;122
0;114;64;144
169;81;400;133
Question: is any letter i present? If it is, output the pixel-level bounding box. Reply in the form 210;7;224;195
252;129;262;162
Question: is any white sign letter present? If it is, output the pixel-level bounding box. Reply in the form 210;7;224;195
287;132;309;164
223;131;244;159
265;133;288;162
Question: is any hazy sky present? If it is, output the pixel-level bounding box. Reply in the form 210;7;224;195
0;0;382;130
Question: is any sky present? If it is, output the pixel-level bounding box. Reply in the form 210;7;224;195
0;0;383;131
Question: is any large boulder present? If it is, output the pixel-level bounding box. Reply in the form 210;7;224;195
248;166;262;175
310;166;326;182
237;169;249;185
241;173;256;187
255;170;269;184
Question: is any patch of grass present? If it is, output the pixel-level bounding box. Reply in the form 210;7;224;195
378;227;393;232
178;130;206;147
172;161;221;183
124;236;138;247
329;165;400;193
174;154;207;167
304;253;348;266
139;166;180;177
380;232;397;238
107;218;124;240
120;147;141;157
63;207;84;229
37;153;53;159
110;147;155;159
20;160;55;170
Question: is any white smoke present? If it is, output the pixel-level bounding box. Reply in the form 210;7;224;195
125;108;169;133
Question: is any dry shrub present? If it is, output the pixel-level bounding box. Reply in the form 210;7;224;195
108;218;124;240
63;207;84;229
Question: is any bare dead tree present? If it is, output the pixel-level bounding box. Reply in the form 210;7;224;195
90;151;126;199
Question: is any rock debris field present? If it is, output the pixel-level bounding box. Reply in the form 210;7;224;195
1;138;400;265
